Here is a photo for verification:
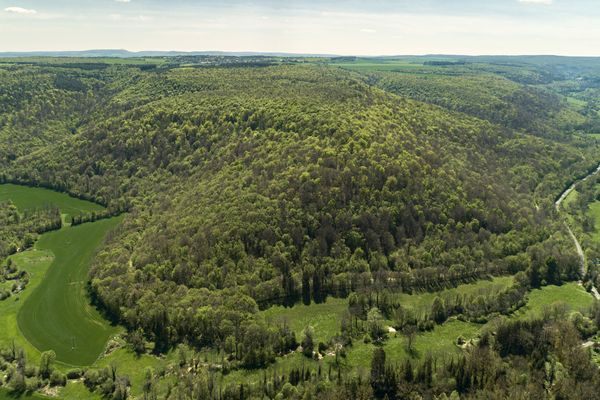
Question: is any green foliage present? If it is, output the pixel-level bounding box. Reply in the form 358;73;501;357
2;56;600;398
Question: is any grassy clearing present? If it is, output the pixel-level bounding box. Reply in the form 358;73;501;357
566;96;588;109
396;276;513;314
0;184;162;398
262;298;347;344
261;277;512;346
262;276;513;340
350;319;480;367
586;196;600;243
515;283;594;320
584;133;600;140
17;216;123;366
0;184;103;223
224;318;480;387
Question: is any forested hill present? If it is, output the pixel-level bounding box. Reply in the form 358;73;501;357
0;57;598;352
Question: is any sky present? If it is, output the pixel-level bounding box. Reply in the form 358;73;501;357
1;0;599;55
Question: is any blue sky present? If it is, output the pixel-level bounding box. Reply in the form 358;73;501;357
1;0;599;55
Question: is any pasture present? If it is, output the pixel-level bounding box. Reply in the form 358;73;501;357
261;276;513;345
0;184;103;223
586;191;600;243
515;283;594;320
0;184;121;366
17;216;123;366
0;250;54;362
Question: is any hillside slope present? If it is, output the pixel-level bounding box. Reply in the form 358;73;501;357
0;60;597;351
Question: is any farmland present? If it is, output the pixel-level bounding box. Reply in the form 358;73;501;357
0;184;121;366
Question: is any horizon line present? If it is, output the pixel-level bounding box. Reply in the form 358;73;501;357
1;49;600;58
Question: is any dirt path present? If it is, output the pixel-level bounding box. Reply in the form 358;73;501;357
555;164;600;301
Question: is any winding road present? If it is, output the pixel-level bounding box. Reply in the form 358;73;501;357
555;164;600;300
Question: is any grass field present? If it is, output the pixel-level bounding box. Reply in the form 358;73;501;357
224;317;480;388
262;298;347;344
342;319;480;370
586;190;600;243
0;250;55;362
261;276;512;345
0;184;170;398
17;216;123;366
0;184;103;223
0;183;122;367
515;283;594;319
395;276;513;314
226;280;589;388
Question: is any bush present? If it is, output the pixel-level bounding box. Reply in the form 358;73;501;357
84;369;102;389
418;319;434;332
66;368;84;379
24;364;37;378
26;376;41;391
50;370;67;387
318;342;328;353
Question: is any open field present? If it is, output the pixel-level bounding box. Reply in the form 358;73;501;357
0;250;55;362
515;283;594;319
395;276;513;314
262;298;347;344
262;276;513;345
224;317;481;387
17;216;123;366
586;190;600;243
0;184;103;223
0;183;122;367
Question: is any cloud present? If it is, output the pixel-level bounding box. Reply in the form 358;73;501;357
518;0;553;4
115;0;131;2
360;28;376;33
4;6;37;14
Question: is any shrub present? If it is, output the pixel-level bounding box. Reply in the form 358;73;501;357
50;371;67;387
66;368;84;379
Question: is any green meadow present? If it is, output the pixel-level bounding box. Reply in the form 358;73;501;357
515;283;595;320
262;276;513;345
0;184;103;223
0;184;121;367
586;191;600;243
17;217;123;366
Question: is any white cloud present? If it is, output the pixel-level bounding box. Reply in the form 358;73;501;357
518;0;553;4
360;28;376;33
114;0;131;3
4;6;37;15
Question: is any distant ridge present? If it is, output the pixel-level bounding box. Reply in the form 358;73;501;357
1;50;599;62
0;49;338;58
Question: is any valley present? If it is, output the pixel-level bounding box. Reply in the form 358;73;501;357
1;55;600;399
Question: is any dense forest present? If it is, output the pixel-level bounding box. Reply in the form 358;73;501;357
2;55;600;399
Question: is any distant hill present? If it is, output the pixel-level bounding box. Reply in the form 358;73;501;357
0;49;337;58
